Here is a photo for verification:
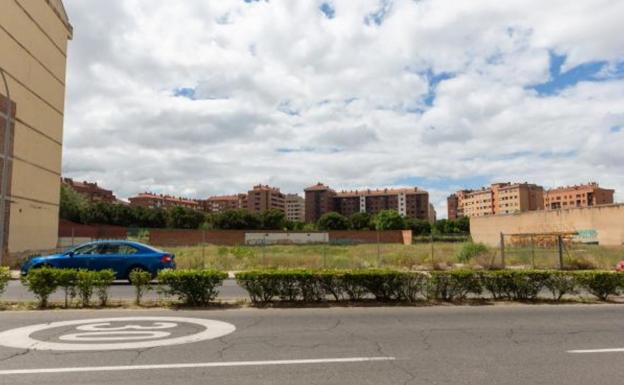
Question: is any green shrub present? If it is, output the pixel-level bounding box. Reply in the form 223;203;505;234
129;270;153;305
158;269;227;306
76;270;97;307
544;271;579;301
395;272;429;302
0;266;10;298
428;270;482;301
345;270;404;301
236;271;280;303
21;267;59;308
578;272;624;301
55;269;78;308
456;242;489;263
95;270;116;306
482;271;550;300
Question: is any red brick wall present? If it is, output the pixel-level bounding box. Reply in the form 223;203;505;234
58;220;127;239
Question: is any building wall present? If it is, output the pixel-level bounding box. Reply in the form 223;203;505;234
304;185;336;223
470;204;624;246
0;0;72;256
285;193;305;222
246;185;285;214
544;183;615;210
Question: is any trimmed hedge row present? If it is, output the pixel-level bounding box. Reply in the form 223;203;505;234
236;269;624;304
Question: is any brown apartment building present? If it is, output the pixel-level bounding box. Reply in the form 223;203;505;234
304;182;431;223
449;182;544;218
128;193;199;210
246;184;285;213
199;194;246;214
62;177;116;203
285;193;305;222
1;0;72;257
544;182;614;210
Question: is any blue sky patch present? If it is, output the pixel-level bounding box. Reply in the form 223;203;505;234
320;3;335;19
365;0;392;26
173;87;196;100
611;125;623;133
423;70;454;106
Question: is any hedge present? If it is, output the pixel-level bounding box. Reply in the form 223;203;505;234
0;266;11;299
157;269;227;306
236;269;624;304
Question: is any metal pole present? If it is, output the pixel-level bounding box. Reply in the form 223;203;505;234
558;235;564;270
500;232;505;268
0;69;12;265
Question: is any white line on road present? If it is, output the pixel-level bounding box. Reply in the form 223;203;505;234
568;348;624;354
0;357;396;375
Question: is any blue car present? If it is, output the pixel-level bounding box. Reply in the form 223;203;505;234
21;240;175;280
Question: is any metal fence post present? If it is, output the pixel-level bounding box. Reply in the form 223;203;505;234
500;232;505;268
558;235;564;270
430;232;435;269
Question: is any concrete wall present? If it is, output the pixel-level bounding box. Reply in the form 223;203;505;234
245;232;329;245
471;204;624;246
0;0;72;256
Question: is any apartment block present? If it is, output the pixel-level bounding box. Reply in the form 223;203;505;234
304;182;431;222
128;193;199;210
544;182;614;210
62;177;116;203
199;194;246;214
452;182;544;218
246;184;285;214
285;193;305;222
0;0;73;256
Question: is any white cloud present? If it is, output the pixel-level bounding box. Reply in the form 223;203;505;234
62;0;624;215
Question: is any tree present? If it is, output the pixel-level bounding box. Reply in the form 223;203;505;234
213;209;261;230
260;209;287;230
456;216;470;233
166;206;206;229
350;212;373;230
407;218;431;235
374;210;406;230
317;212;350;230
59;185;87;223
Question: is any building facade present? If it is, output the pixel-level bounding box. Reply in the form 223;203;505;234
0;0;72;257
304;183;431;222
453;182;544;218
199;194;246;214
544;183;614;210
285;193;305;222
128;193;199;210
246;184;285;214
61;177;116;203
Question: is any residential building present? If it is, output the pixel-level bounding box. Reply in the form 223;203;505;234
428;203;437;223
544;182;614;210
246;184;285;213
128;193;199;210
285;194;305;222
304;183;431;222
0;0;72;257
61;177;116;203
199;194;246;214
453;182;544;218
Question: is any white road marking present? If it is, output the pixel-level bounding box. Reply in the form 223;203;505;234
0;317;236;351
568;348;624;354
0;357;396;375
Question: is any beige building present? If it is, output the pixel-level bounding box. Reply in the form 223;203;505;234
0;0;72;261
285;193;305;222
544;182;614;210
246;184;285;214
454;182;544;218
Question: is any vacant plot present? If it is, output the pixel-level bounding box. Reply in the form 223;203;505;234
168;242;624;270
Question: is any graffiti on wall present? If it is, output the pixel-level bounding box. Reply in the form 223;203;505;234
574;229;598;244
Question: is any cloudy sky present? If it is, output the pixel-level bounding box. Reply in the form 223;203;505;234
62;0;624;217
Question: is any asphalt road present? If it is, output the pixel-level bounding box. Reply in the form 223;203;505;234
3;279;249;302
0;305;623;384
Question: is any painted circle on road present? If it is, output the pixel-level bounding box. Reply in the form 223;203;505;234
0;317;236;351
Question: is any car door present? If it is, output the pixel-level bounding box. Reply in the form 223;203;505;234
89;243;123;273
62;244;96;269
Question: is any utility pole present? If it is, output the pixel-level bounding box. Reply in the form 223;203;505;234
0;69;12;266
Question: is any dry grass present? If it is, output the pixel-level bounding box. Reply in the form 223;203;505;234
168;242;624;271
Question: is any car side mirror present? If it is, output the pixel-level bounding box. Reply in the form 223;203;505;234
67;251;75;257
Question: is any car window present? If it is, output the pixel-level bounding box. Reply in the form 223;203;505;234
119;245;139;255
73;244;99;255
97;244;120;255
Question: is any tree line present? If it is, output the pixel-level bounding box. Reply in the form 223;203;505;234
60;185;469;234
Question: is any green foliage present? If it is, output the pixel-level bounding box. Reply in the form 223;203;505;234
577;271;624;301
259;209;287;230
428;270;482;301
166;206;206;229
21;268;59;308
456;242;489;263
374;210;405;231
158;269;227;306
76;270;97;307
60;185;88;223
0;266;9;298
317;212;350;231
129;270;153;305
481;271;551;300
55;269;78;308
95;269;116;306
407;219;431;235
212;209;261;230
432;218;469;235
544;271;579;301
350;212;373;230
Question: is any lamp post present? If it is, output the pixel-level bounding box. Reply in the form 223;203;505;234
0;68;12;266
